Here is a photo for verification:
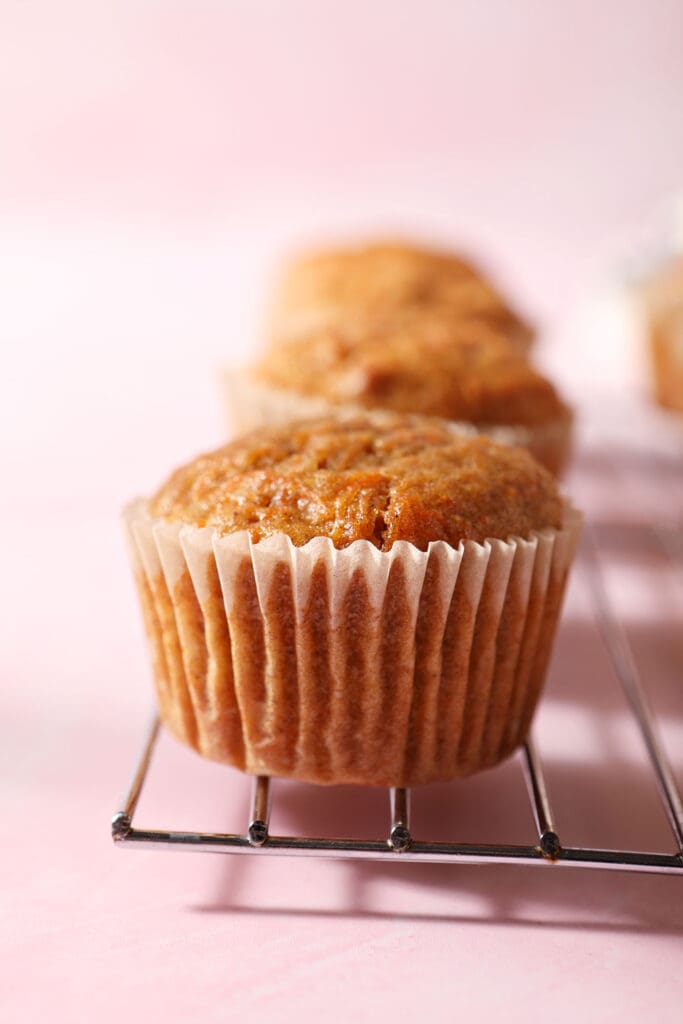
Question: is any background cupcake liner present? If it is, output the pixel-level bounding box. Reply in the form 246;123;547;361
222;369;573;476
124;500;582;787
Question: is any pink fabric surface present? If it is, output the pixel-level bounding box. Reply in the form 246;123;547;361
2;3;683;1020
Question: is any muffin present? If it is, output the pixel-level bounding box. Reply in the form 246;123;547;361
227;316;573;475
639;256;683;413
125;412;581;787
267;239;534;352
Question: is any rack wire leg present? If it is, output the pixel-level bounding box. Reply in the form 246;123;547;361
248;776;271;847
522;739;561;860
111;714;160;840
389;788;412;852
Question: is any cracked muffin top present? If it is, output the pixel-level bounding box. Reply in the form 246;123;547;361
150;412;563;550
252;316;569;428
267;240;533;349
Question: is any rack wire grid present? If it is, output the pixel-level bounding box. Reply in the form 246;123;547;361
111;521;683;876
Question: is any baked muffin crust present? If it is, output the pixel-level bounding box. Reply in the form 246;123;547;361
268;240;533;347
151;413;563;550
253;317;569;428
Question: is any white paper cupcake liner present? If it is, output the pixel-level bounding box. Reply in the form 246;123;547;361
124;500;582;786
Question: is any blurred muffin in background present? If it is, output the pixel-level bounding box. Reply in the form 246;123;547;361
227;313;572;476
639;256;683;414
266;239;534;352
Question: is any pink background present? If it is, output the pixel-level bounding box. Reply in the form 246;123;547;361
2;2;682;1021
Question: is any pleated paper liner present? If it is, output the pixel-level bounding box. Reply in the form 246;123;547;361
124;500;582;787
221;369;573;477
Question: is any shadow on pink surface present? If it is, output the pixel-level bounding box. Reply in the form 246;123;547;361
193;857;683;935
548;616;683;721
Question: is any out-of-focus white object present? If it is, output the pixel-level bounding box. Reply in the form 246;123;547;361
560;192;683;459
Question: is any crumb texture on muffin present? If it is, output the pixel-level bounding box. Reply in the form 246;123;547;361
150;413;563;550
254;316;568;428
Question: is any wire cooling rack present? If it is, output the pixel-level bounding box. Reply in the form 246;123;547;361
111;524;683;876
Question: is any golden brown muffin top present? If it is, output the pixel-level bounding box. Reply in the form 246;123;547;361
253;316;569;428
268;240;533;348
150;413;563;550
